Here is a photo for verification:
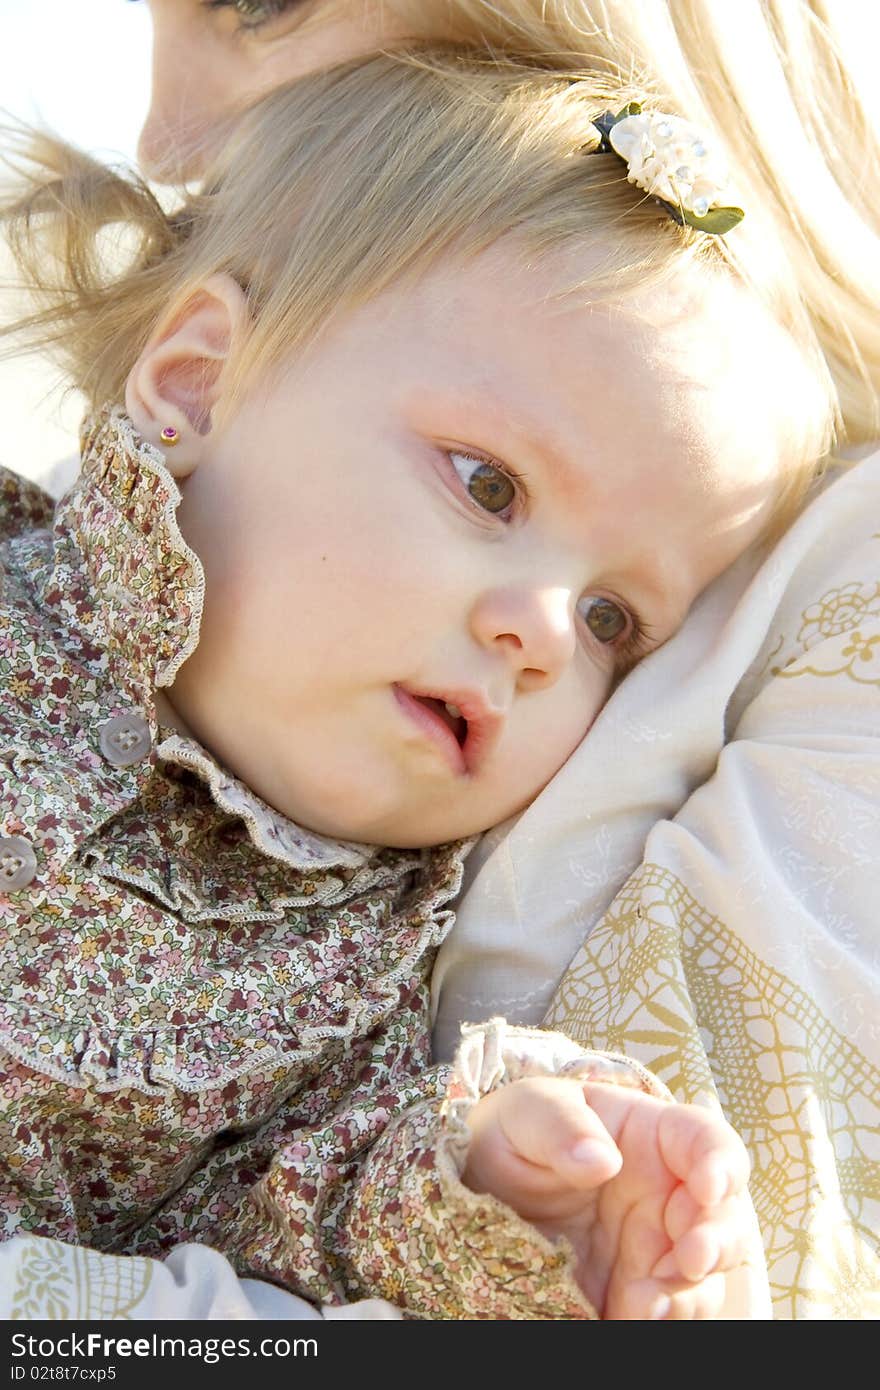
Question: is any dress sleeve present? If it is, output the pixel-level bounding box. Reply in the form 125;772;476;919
126;1017;662;1320
335;1020;665;1319
0;467;55;543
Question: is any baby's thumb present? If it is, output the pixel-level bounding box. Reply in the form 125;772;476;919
504;1077;623;1186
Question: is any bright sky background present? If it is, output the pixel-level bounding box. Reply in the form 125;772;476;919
0;0;153;480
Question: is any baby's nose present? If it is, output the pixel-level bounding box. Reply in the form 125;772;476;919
469;586;577;690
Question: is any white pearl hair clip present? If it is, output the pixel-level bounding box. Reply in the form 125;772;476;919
593;103;744;235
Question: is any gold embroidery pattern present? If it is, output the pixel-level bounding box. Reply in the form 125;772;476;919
9;1238;153;1320
771;581;880;687
800;581;880;643
546;865;880;1319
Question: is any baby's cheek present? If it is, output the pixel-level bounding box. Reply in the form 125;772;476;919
515;678;604;790
566;652;614;737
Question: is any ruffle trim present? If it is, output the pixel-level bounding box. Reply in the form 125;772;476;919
0;843;467;1095
157;734;380;874
443;1017;671;1123
70;406;204;691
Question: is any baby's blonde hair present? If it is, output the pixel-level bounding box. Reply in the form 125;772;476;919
0;42;853;524
382;0;880;457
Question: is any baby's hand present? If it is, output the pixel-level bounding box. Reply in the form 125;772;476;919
462;1076;759;1319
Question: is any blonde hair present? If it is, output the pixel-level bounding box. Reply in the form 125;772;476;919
0;35;860;523
379;0;880;455
0;55;760;392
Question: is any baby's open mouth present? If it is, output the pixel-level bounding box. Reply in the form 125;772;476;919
413;696;468;746
395;682;504;776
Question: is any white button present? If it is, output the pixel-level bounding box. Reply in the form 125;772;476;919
0;836;38;891
98;712;152;767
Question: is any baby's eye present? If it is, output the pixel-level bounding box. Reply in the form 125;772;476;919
576;595;630;644
449;452;518;516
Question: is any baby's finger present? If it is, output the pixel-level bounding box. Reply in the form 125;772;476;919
621;1254;769;1320
653;1194;753;1282
657;1270;733;1320
657;1104;751;1208
621;1270;731;1321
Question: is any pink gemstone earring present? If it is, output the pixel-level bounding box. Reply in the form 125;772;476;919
160;426;180;448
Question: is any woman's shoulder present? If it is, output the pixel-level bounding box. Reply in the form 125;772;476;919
725;446;880;729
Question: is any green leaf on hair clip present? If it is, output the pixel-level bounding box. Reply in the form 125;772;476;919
662;200;745;235
685;205;745;234
592;102;643;150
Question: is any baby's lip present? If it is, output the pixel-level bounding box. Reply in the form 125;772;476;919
396;683;506;775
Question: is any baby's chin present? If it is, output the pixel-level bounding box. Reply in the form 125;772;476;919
258;771;488;848
284;803;481;850
285;782;532;850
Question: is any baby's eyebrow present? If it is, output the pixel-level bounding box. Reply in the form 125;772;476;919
436;382;591;507
499;412;581;498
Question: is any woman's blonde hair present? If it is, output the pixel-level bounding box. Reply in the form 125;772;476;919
0;28;866;522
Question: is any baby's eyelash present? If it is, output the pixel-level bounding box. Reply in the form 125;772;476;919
577;593;655;675
611;622;653;675
610;613;655;677
447;449;529;522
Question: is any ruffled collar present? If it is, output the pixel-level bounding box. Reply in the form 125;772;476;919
57;406;387;873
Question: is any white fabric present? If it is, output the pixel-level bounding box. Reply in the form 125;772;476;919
0;1235;402;1320
432;448;880;1062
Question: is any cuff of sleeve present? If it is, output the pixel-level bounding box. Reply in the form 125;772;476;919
441;1016;671;1161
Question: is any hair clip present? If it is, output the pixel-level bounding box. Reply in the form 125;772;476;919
592;103;744;235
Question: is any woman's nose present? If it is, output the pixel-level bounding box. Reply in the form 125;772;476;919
139;16;221;180
469;586;577;691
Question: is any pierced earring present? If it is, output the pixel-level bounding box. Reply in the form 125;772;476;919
160;426;180;448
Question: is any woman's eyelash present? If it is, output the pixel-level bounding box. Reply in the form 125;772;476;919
203;0;303;31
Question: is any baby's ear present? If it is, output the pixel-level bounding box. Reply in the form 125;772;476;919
124;273;251;478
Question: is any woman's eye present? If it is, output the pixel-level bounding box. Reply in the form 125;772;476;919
576;595;630;644
449;452;517;516
204;0;303;31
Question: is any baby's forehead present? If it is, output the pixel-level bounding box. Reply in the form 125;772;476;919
607;271;802;489
322;244;792;506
